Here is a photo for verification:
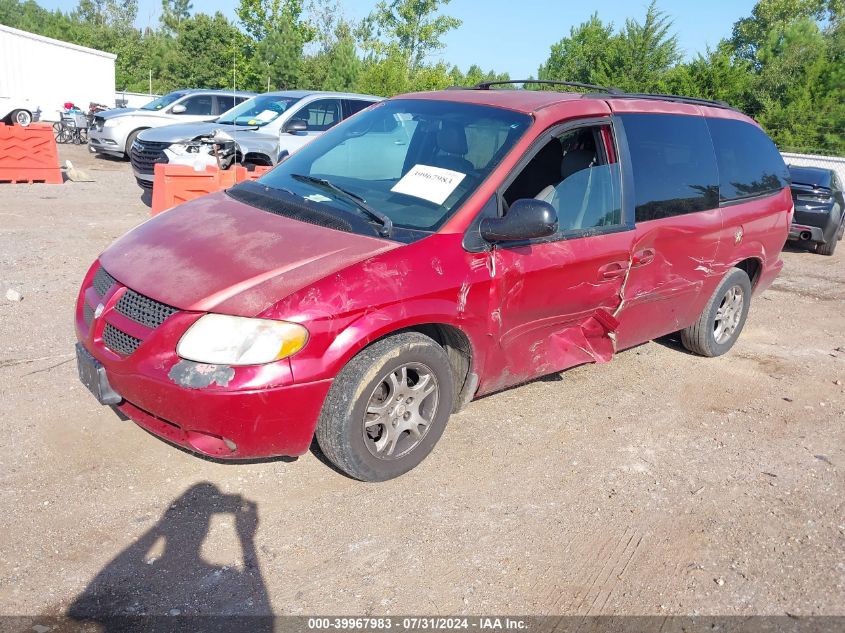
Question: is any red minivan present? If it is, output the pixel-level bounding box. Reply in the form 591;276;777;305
75;82;792;481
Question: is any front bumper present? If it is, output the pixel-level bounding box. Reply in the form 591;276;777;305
134;172;154;187
75;264;332;459
111;371;332;459
88;130;125;158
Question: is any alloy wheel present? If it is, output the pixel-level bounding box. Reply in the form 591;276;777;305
714;285;744;344
362;362;439;460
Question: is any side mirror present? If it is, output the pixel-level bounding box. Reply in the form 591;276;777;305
284;118;308;134
480;198;558;242
170;104;187;114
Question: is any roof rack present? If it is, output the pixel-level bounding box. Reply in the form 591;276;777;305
594;92;735;110
466;80;738;111
473;79;624;95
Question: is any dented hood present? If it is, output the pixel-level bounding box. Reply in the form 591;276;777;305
99;192;398;316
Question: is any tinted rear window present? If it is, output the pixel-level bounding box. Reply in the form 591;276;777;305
707;118;789;201
788;166;832;189
620;114;719;222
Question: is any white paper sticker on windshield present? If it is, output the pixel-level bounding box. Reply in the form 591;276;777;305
304;193;332;203
255;109;277;122
391;164;466;205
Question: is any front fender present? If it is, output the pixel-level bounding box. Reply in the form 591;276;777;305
287;299;488;385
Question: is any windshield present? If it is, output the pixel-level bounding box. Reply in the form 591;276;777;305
216;95;301;127
253;99;532;234
141;91;188;111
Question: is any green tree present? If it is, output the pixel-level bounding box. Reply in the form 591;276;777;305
160;0;191;33
74;0;137;30
256;20;304;90
594;1;681;92
367;0;461;70
537;13;614;86
664;43;754;111
355;48;411;96
169;12;245;89
754;18;841;152
731;0;842;62
322;25;360;91
235;0;313;42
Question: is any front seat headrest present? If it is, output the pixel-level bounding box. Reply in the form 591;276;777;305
561;149;596;180
437;121;469;156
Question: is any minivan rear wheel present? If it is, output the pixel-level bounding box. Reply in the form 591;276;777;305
315;332;454;481
680;268;752;357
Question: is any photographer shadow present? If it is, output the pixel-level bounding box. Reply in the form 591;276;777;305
67;482;271;631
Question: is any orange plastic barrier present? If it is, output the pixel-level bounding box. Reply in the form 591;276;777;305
151;163;273;215
0;123;62;184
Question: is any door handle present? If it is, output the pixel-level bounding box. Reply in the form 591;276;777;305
598;261;629;280
632;248;655;267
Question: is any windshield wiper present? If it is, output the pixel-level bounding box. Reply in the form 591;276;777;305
292;173;393;238
215;121;259;130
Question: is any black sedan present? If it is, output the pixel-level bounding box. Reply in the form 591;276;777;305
788;165;845;256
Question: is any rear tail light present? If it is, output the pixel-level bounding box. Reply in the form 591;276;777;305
795;193;831;203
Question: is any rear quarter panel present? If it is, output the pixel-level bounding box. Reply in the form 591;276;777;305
717;188;791;293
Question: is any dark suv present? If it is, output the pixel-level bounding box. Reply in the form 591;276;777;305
75;81;792;481
787;165;844;256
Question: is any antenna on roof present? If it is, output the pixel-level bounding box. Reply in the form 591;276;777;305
473;79;624;95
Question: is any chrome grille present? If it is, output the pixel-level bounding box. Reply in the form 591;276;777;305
102;323;142;356
92;267;116;297
129;140;169;175
115;289;178;329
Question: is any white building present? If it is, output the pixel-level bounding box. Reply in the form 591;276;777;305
0;24;116;122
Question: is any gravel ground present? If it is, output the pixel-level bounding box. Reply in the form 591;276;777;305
0;145;843;618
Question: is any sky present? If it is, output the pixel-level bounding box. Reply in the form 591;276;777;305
41;0;759;78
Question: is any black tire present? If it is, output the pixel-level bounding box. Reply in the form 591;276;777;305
817;237;837;256
316;332;454;482
681;268;752;357
124;129;143;160
10;109;32;126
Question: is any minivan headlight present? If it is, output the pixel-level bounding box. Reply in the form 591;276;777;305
176;315;308;365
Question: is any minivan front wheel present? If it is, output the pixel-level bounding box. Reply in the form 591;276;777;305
681;268;752;357
316;332;454;481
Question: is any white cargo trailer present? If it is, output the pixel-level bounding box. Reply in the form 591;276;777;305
0;23;116;124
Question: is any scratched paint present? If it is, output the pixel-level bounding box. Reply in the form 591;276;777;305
168;360;235;389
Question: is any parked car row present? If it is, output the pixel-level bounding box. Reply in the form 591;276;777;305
86;87;382;188
88;89;255;160
75;81;797;481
